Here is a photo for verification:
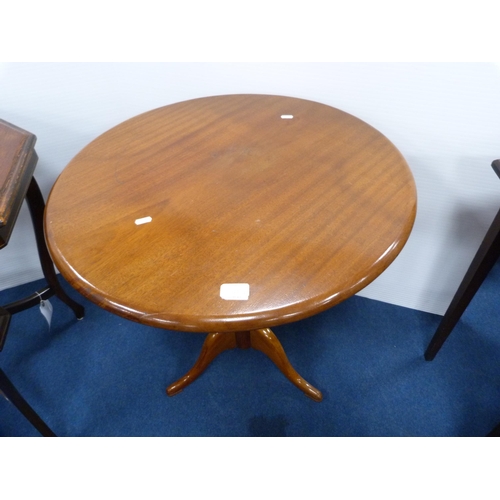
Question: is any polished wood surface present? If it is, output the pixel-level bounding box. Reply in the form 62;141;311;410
1;119;84;435
167;328;323;401
45;95;417;334
0;119;37;248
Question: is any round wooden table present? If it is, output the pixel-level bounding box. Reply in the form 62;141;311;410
45;94;417;402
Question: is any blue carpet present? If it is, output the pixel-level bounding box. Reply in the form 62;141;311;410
2;265;500;437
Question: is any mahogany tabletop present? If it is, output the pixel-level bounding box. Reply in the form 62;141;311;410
45;94;417;333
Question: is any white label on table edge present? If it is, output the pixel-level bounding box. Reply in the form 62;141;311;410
220;283;250;300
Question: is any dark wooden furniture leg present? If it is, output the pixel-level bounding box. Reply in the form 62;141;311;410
0;119;85;436
26;177;84;319
425;161;500;434
1;177;85;326
426;160;500;361
487;422;500;436
0;367;56;436
0;178;85;435
425;205;500;360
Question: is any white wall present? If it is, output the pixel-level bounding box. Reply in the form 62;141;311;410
1;62;500;315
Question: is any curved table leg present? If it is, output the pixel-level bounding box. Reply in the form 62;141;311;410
250;328;323;402
166;332;237;396
166;328;323;402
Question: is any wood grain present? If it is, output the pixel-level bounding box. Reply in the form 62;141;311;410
166;328;323;401
45;95;417;332
0;119;37;248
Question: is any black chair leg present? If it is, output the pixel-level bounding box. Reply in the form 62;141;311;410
487;422;500;436
25;177;84;320
425;206;500;360
0;367;56;436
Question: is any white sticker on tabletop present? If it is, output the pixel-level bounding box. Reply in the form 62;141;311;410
135;216;152;225
220;283;250;300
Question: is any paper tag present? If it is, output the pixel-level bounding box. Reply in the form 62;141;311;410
135;216;152;225
220;283;250;300
39;299;53;329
